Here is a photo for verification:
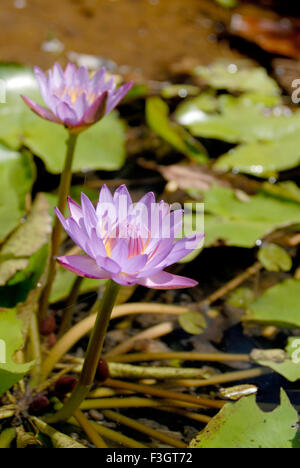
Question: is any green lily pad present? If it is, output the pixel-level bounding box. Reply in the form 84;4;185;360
258;243;292;272
202;185;300;248
245;279;300;328
50;267;106;304
189;390;299;448
0;308;33;396
0;194;51;286
0;64;127;174
0;146;35;243
252;338;300;382
194;61;280;95
215;129;300;178
146;97;208;163
186;94;300;144
178;311;207;335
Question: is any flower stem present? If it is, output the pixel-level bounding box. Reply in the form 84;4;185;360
39;132;79;321
45;280;120;423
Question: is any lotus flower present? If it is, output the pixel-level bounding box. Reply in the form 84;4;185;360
55;185;203;289
22;63;132;132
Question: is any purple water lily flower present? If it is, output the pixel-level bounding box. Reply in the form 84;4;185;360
55;185;203;289
22;62;132;132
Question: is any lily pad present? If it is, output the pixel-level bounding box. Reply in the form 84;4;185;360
252;338;300;382
186;94;300;144
0;64;127;174
0;146;35;243
0;308;33;396
245;279;300;328
202;185;300;248
189;390;299;448
215;129;300;178
258;243;292;272
194;61;280;95
0;194;51;286
178;311;207;335
146;97;208;163
50;267;106;304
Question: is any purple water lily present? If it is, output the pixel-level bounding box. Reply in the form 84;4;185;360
55;185;202;289
22;62;132;132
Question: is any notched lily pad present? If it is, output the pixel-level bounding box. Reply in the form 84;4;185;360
189;389;299;448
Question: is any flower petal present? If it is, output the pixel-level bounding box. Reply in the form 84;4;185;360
55;101;78;126
67;197;83;223
21;96;58;123
57;255;111;279
106;82;133;114
82;92;108;125
138;271;198;290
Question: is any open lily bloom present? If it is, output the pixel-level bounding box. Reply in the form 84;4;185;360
55;185;203;289
22;62;132;132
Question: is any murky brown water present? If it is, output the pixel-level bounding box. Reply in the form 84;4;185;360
0;0;244;79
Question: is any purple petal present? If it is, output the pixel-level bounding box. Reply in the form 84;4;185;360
106;82;133;114
21;95;58;123
57;255;111;279
96;256;121;275
81;92;108;125
81;192;98;234
138;271;198;290
96;184;115;219
55;101;78;126
67;197;83;223
123;254;148;274
113;185;132;222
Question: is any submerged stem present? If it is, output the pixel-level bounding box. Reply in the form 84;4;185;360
39;132;79;321
45;280;120;423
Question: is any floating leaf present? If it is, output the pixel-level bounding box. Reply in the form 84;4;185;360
258;243;292;272
252;338;300;382
202;185;300;248
0;64;126;174
227;287;255;308
50;267;106;304
0;146;35;243
215;129;300;178
161;84;200;99
186;94;300;144
245;279;300;328
24;111;126;174
189;390;299;448
0;194;51;286
146;97;208;163
215;0;237;9
178;311;207;335
194;61;280;95
0;244;49;310
0;308;33;396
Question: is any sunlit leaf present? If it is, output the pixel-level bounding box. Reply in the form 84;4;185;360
245;279;300;328
189;390;299;448
0;308;33;396
146;97;208;163
32;418;86;449
194;60;280;95
187;94;300;144
0;146;35;243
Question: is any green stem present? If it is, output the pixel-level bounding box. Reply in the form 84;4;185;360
39;132;79;321
45;280;120;423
